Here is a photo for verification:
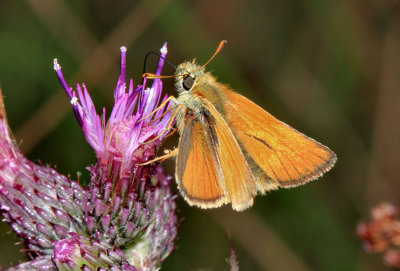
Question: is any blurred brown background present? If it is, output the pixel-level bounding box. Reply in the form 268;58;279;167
1;0;400;270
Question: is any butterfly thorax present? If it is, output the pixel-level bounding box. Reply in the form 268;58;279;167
172;61;219;132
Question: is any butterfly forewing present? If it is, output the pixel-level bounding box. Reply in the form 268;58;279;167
192;81;336;191
214;83;336;190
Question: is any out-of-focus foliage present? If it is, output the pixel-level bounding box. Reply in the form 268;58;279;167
0;0;399;270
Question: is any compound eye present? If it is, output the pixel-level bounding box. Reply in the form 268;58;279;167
182;76;195;90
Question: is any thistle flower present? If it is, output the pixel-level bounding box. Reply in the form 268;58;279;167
357;203;400;267
0;44;177;270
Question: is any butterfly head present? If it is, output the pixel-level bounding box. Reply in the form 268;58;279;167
174;61;205;93
173;41;227;94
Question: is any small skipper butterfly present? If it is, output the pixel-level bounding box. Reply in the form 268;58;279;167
143;41;336;211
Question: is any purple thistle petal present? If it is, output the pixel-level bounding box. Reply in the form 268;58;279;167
54;59;83;127
114;46;127;101
53;59;72;100
156;43;168;75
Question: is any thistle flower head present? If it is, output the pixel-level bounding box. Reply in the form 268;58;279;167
53;44;172;171
54;43;177;269
0;44;177;270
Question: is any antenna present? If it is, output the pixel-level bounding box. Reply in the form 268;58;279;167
143;51;177;74
201;40;227;69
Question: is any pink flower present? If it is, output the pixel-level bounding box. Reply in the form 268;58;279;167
357;203;400;268
0;44;177;270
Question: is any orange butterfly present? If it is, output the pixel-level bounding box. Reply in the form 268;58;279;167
143;41;336;211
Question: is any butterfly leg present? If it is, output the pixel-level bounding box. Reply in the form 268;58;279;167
138;148;178;166
140;107;179;145
148;107;173;123
139;95;179;122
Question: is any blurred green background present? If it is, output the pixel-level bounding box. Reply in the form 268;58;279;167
0;0;399;270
